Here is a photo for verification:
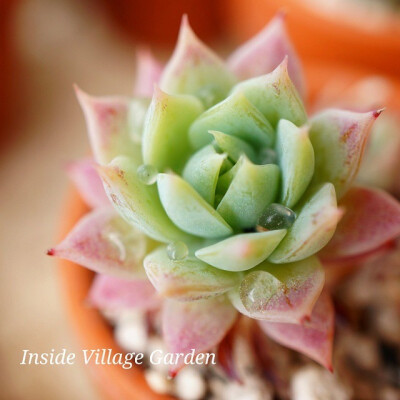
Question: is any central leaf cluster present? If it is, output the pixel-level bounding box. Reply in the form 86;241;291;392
135;60;337;273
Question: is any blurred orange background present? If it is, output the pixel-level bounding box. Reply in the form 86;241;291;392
0;0;399;399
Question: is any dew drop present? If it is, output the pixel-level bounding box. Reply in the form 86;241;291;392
257;203;296;230
258;148;277;165
137;164;158;185
240;270;282;313
106;232;127;262
167;241;189;261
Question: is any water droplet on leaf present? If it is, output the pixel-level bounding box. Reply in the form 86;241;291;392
137;164;158;185
257;203;296;230
167;241;189;261
240;270;282;313
105;232;127;262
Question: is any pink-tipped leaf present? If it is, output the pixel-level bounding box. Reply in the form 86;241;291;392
98;156;193;243
229;256;325;323
134;48;163;97
88;274;160;310
259;291;334;371
75;86;147;165
48;208;152;279
66;158;109;208
309;108;381;198
163;296;237;376
160;16;236;107
227;12;305;97
321;186;400;262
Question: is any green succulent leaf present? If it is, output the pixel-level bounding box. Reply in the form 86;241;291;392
269;183;343;263
217;157;280;230
182;145;226;205
98;156;192;243
210;130;258;163
195;230;287;272
219;157;234;175
189;91;274;149
160;16;236;107
229;256;325;323
276;119;314;208
142;87;204;172
144;246;240;301
157;173;233;238
230;58;307;128
215;158;242;196
309;109;380;198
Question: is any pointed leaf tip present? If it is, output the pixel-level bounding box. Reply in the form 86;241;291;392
160;16;236;107
310;108;378;198
276;119;315;208
134;48;163;97
321;186;400;262
230;58;307;127
189;91;275;150
259;291;334;371
142;89;203;172
373;108;385;118
75;90;144;165
228;14;305;97
50;208;152;278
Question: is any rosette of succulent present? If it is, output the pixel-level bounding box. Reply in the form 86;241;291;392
50;14;400;378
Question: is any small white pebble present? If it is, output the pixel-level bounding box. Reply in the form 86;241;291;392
174;367;206;400
291;366;351;400
346;334;379;370
144;369;173;395
209;378;272;400
100;308;121;324
116;309;145;324
114;310;148;353
145;336;169;373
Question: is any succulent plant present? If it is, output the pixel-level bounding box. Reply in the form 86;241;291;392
50;14;400;376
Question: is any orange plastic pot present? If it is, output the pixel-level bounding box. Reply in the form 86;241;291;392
58;188;174;400
58;62;400;399
223;0;400;78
